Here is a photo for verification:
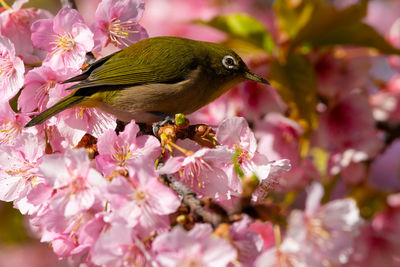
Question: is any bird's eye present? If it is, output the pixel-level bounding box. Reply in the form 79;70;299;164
222;55;236;69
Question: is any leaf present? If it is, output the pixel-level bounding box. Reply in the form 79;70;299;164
269;53;318;133
273;0;320;39
197;13;275;53
291;1;367;47
303;22;400;55
288;0;400;54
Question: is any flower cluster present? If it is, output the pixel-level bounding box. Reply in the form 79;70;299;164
1;0;400;266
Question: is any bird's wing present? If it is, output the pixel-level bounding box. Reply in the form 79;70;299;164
65;42;196;91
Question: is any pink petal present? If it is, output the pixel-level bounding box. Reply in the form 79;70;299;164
39;154;70;188
157;156;184;174
147;178;180;215
217;116;257;153
97;129;118;156
31;19;55;51
71;23;94;51
119;121;139;143
53;7;84;33
305;182;324;216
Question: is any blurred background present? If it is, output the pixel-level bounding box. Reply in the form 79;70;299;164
1;0;400;266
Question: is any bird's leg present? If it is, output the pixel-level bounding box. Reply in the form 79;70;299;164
150;112;175;136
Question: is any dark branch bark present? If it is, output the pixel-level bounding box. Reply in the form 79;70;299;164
159;174;228;228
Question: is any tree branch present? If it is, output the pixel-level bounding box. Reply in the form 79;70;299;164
159;174;228;228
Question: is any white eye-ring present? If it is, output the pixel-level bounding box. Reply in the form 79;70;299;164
222;55;236;69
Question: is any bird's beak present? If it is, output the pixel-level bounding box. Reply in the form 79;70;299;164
244;71;270;85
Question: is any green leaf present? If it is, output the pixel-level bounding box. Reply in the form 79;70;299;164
302;22;400;54
273;0;320;39
291;1;367;47
287;1;400;54
197;13;275;53
269;53;318;133
9;88;21;113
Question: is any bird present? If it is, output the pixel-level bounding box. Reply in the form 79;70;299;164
24;36;269;128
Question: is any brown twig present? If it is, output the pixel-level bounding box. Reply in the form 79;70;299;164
159;174;229;228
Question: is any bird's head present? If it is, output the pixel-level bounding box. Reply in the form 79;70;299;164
198;41;269;86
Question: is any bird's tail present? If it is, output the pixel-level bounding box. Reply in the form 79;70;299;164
25;94;85;127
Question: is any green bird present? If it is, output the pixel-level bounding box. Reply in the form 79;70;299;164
25;36;269;128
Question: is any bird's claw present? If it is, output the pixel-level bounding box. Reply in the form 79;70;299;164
152;115;175;136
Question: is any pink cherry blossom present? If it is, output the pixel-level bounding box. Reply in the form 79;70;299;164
95;121;161;177
140;0;224;41
0;133;45;202
92;0;148;52
248;220;276;251
56;106;117;139
0;36;25;100
0;100;33;145
31;7;94;71
312;91;383;173
229;216;264;265
18;66;77;113
159;147;234;200
91;223;151;266
188;91;240;126
39;148;106;217
238;79;287;121
315;50;372;99
347;205;400;267
279;183;363;266
216;116;291;194
255;113;318;191
0;0;53;63
104;174;180;234
152;224;237;267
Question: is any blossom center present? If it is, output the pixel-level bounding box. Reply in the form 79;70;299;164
35;80;57;111
0;121;20;144
51;32;75;54
184;157;212;189
107;18;138;46
0;56;14;78
71;177;86;193
7;159;36;182
111;141;137;166
307;217;330;242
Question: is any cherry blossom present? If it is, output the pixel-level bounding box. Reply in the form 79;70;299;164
18;66;77;113
0;36;25;100
216;116;291;194
104;174;180;234
95;121;161;177
31;7;94;71
0;0;53;63
280;183;363;266
0;133;45;210
159;147;234;200
0;101;32;145
38;148;106;217
92;0;148;52
152;224;237;267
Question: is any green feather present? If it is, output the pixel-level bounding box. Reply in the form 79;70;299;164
64;37;223;90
